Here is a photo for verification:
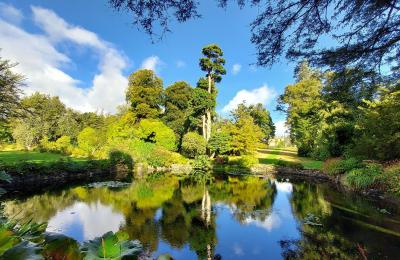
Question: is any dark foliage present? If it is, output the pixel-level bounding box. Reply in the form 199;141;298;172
109;0;201;38
0;56;24;122
109;0;400;76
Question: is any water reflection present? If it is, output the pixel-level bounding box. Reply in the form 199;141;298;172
47;201;125;242
3;175;400;259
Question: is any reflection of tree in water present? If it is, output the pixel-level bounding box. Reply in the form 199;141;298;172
282;182;360;259
290;182;332;222
122;202;159;252
160;184;217;260
211;177;277;223
3;189;81;222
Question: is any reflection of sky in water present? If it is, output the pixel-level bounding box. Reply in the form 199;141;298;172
213;181;300;260
46;201;125;242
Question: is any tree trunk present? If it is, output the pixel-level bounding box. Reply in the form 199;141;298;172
202;114;206;140
206;74;212;141
206;110;211;141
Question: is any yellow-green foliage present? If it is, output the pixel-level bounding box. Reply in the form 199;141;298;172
181;132;206;158
238;155;259;168
147;146;187;167
40;136;72;154
77;127;105;157
106;111;136;142
131;177;179;208
134;119;176;151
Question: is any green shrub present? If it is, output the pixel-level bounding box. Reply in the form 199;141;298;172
134;119;176;151
181;132;206;158
189;155;212;183
323;157;361;176
379;161;400;196
214;155;229;165
54;136;72;154
109;150;133;172
147;146;186;167
310;145;330;161
276;160;304;169
208;132;231;155
345;163;382;190
238;155;259;168
78;127;105;157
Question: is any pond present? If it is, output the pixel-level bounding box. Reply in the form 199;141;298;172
2;175;400;259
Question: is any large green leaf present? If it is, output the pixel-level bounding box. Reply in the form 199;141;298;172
1;241;43;260
0;226;18;255
80;231;142;260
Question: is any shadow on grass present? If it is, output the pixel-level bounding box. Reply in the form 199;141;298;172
259;158;280;165
257;149;298;158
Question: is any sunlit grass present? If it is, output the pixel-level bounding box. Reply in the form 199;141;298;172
0;151;87;165
257;147;322;170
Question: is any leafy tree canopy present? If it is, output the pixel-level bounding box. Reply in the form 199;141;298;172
134;119;177;151
126;69;163;121
181;131;207;158
163;81;193;142
199;44;226;83
233;103;275;142
109;0;400;77
0;56;24;122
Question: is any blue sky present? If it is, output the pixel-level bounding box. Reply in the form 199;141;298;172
0;0;297;135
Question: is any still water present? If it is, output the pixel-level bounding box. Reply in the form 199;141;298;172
3;175;400;259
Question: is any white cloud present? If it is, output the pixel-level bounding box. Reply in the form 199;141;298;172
47;201;125;242
233;243;244;256
0;2;23;24
0;5;128;113
276;181;293;193
222;85;276;113
176;60;186;68
232;63;241;75
244;212;282;232
141;55;162;72
275;120;288;137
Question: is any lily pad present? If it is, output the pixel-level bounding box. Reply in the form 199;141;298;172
80;231;142;259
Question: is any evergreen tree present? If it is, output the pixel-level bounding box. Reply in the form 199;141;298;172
199;44;226;141
126;69;163;121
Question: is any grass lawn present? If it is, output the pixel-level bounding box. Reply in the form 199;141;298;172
257;147;323;170
0;151;87;165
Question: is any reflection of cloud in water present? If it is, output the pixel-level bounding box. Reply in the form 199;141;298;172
233;243;244;255
47;201;125;241
244;212;282;232
276;182;293;193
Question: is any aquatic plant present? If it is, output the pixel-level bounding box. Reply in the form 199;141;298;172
81;231;142;259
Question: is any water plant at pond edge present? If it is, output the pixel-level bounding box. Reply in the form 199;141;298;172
345;163;382;191
0;218;144;259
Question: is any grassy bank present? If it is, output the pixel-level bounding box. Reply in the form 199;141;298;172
0;151;87;165
0;150;135;192
257;147;323;170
